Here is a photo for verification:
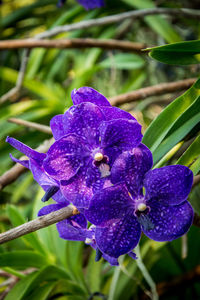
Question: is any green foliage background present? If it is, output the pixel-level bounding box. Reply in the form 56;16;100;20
0;0;200;299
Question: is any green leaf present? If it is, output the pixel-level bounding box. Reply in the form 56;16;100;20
5;265;71;300
122;0;181;43
142;78;200;161
176;135;200;175
25;282;56;300
7;205;48;256
0;251;49;269
65;241;87;290
153;96;200;163
99;53;145;70
148;40;200;65
86;250;102;293
0;67;63;102
190;156;200;175
32;188;67;267
5;272;38;300
50;279;87;298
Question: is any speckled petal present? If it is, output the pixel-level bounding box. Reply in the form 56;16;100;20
77;0;104;10
102;254;119;266
57;214;93;241
10;153;67;204
6;137;46;163
38;203;67;216
144;165;193;206
85;163;108;192
9;154;29;168
100;106;136;121
85;184;131;226
60;166;93;209
86;230;119;265
143;199;194;241
43;134;88;181
128;252;137;260
50;114;65;140
63;102;105;146
99;119;142;151
71;87;110;107
86;164;101;187
30;159;68;204
111;144;153;197
95;216;141;258
38;204;91;241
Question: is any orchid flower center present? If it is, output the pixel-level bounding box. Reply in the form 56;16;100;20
94;152;104;161
134;198;154;231
92;151;110;178
137;203;147;212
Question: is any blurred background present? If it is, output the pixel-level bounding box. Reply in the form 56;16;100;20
0;0;200;299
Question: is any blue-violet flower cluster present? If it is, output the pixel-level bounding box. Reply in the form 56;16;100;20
57;0;104;10
7;87;194;266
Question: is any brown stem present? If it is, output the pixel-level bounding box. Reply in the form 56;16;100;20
109;78;197;106
8;118;52;134
0;38;146;52
0;206;79;244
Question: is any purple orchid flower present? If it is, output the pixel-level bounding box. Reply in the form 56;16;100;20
6;139;68;205
57;0;104;10
85;144;194;259
38;203;92;241
7;87;142;209
38;202;121;265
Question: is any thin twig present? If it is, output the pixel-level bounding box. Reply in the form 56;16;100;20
1;7;199;104
8;118;52;134
36;8;200;39
0;49;30;104
0;38;146;52
0;205;79;244
109;78;197;106
0;138;54;190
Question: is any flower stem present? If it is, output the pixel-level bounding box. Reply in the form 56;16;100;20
135;245;159;300
108;256;124;300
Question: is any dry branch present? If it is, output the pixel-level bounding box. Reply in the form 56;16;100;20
1;7;199;104
0;38;146;52
8;118;52;134
36;8;200;39
0;49;29;104
0;206;79;244
109;78;197;106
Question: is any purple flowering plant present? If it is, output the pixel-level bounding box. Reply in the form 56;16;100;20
57;0;104;10
6;87;194;266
